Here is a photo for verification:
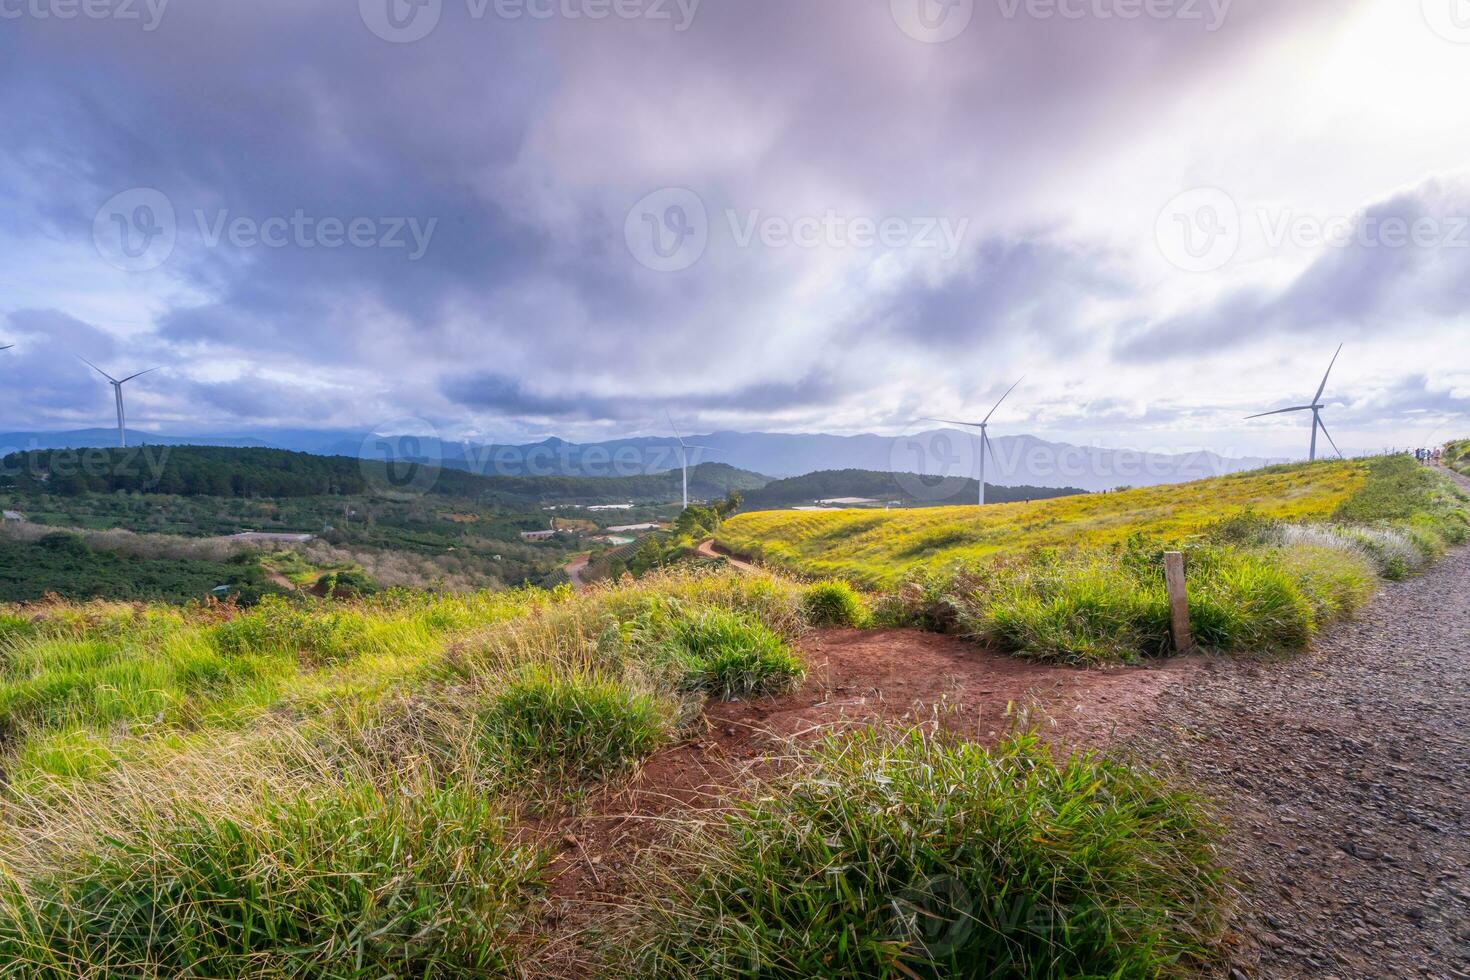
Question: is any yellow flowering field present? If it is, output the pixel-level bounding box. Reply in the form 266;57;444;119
715;460;1368;587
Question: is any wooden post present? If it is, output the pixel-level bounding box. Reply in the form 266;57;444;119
1164;551;1193;653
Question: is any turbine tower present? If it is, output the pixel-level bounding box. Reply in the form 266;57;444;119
1245;344;1344;462
922;377;1024;506
80;357;158;448
667;411;718;510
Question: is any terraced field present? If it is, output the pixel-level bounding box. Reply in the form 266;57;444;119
716;460;1368;587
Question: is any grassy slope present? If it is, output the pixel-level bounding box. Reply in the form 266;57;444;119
717;460;1367;587
0;571;1222;977
1446;440;1470;477
2;456;1463;974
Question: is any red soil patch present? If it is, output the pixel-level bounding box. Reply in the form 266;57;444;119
528;627;1201;971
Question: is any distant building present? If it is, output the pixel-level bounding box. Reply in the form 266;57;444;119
520;529;559;541
229;531;314;543
606;522;662;533
2;510;27;522
814;497;880;507
587;503;636;512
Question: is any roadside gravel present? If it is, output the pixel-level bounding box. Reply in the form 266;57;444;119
1138;477;1470;979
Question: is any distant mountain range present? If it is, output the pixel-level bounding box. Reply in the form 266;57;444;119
0;428;1285;494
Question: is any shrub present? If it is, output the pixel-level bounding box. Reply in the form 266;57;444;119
479;668;674;783
800;579;869;627
630;729;1224;979
212;597;371;666
665;609;805;699
962;557;1169;665
0;782;548;978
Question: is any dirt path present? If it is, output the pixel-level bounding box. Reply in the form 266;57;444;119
1136;531;1470;977
531;628;1201;974
563;555;589;589
695;538;759;572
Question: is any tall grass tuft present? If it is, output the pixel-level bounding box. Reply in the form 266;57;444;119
629;728;1225;979
479;667;676;784
661;609;806;699
0;781;548;978
800;579;870;627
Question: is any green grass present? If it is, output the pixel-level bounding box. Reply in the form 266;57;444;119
479;668;676;784
629;728;1225;979
659;608;806;699
1441;440;1470;477
0;780;548;978
800;579;870;627
717;460;1368;588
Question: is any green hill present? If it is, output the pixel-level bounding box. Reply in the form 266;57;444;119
0;447;768;505
739;469;1084;511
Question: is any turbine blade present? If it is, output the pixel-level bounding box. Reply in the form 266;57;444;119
982;430;998;467
0;344;13;351
981;376;1025;424
1313;343;1343;405
1245;406;1314;419
1316;415;1344;459
665;408;686;447
118;367;160;384
919;417;984;428
77;355;118;383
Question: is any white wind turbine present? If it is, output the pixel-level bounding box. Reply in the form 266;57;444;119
1245;344;1344;462
667;411;718;510
80;357;158;448
922;377;1024;506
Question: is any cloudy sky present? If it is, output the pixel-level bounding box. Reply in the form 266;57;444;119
2;0;1467;457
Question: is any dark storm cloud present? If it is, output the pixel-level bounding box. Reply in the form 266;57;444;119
441;370;841;421
1118;177;1470;361
858;236;1126;348
0;0;1375;432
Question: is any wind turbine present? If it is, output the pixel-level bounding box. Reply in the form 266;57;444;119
79;357;158;448
667;411;718;510
1245;344;1344;462
922;377;1024;506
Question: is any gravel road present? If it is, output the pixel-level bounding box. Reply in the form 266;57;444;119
1139;477;1470;979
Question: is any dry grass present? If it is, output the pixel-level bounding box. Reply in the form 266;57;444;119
717;461;1367;587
